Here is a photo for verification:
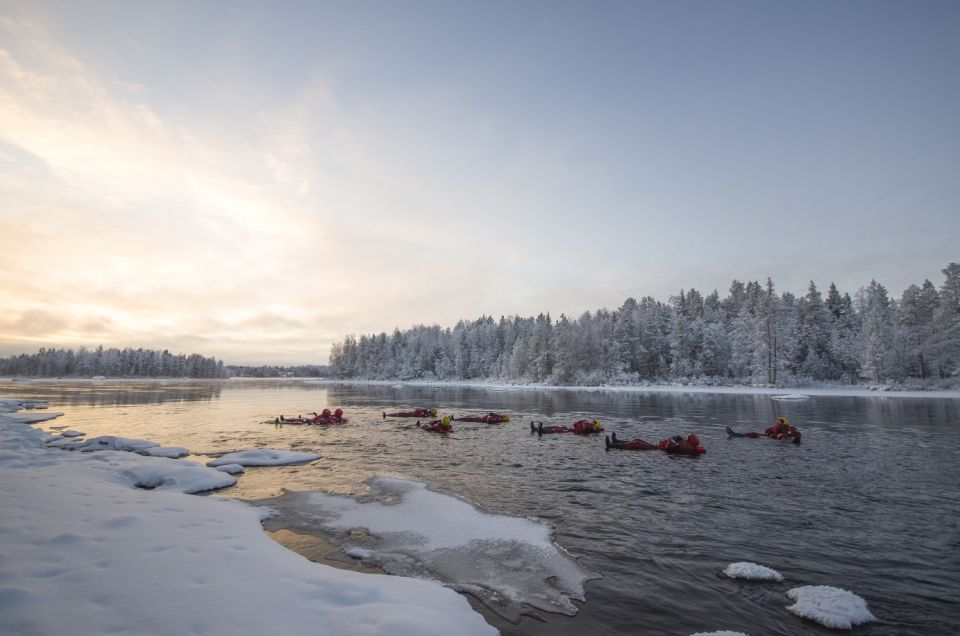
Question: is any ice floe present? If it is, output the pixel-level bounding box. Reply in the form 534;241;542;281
785;585;876;629
722;562;783;582
265;476;598;620
63;435;160;453
215;463;246;474
690;632;749;636
206;448;320;467
771;394;811;400
140;446;190;459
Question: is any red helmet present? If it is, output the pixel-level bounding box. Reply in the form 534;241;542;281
334;408;343;417
321;408;331;417
687;433;700;446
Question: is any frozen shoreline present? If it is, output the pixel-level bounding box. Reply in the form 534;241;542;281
305;378;960;400
5;376;959;399
0;399;497;636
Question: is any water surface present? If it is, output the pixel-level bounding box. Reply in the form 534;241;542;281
5;379;958;635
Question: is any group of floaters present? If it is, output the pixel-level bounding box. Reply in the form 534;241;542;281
275;408;348;425
382;408;510;434
276;406;801;451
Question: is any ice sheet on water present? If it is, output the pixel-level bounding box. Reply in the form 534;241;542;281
266;476;598;621
206;449;319;467
785;585;876;629
771;394;810;400
140;446;189;459
722;561;783;582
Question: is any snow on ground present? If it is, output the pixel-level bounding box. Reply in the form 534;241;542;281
722;562;784;582
266;476;598;621
785;585;876;629
0;401;497;636
206;448;320;466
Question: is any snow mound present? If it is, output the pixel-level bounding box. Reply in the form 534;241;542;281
785;585;876;629
61;430;85;437
215;463;246;474
115;455;237;493
140;446;189;459
63;435;159;453
722;562;783;582
206;449;319;467
270;476;598;621
771;394;810;400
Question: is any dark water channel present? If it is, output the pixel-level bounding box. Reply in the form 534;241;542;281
5;379;959;635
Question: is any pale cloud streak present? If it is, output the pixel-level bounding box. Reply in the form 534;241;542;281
0;12;535;364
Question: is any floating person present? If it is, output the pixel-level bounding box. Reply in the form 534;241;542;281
419;416;453;434
384;407;438;419
725;417;800;444
454;412;510;424
530;420;603;436
605;431;706;455
309;408;348;425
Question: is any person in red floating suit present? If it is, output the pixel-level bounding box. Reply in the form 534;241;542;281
726;417;800;444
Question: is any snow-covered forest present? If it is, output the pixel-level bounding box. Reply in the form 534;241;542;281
0;347;227;379
329;263;960;388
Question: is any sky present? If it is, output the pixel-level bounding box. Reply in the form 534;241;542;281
1;0;958;365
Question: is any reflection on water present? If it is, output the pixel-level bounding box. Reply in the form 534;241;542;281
4;379;959;636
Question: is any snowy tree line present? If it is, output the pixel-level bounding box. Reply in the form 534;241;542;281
329;263;960;387
226;365;328;378
0;346;227;379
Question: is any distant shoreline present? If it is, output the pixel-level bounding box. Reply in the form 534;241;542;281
6;376;957;399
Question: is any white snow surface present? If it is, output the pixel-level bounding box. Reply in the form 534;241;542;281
0;400;496;636
64;434;160;453
785;585;876;629
722;562;784;582
271;476;597;620
215;462;246;474
206;448;320;466
139;446;190;458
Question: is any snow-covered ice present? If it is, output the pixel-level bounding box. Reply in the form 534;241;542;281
722;562;784;582
0;400;496;636
140;446;190;458
785;585;876;629
61;429;85;437
215;462;246;474
206;448;320;466
63;434;160;453
771;394;810;400
265;476;598;620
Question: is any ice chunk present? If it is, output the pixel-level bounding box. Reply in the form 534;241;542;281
268;476;598;620
140;447;189;459
771;394;810;400
206;449;319;467
63;435;159;453
215;463;246;475
722;562;783;582
691;632;749;636
119;457;237;493
785;585;876;629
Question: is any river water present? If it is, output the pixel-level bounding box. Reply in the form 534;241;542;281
4;379;958;635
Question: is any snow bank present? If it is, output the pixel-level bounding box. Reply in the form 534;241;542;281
63;434;160;453
0;401;496;636
785;585;876;629
722;562;783;582
269;476;598;620
206;448;320;466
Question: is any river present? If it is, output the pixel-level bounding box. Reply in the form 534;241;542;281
3;379;958;635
